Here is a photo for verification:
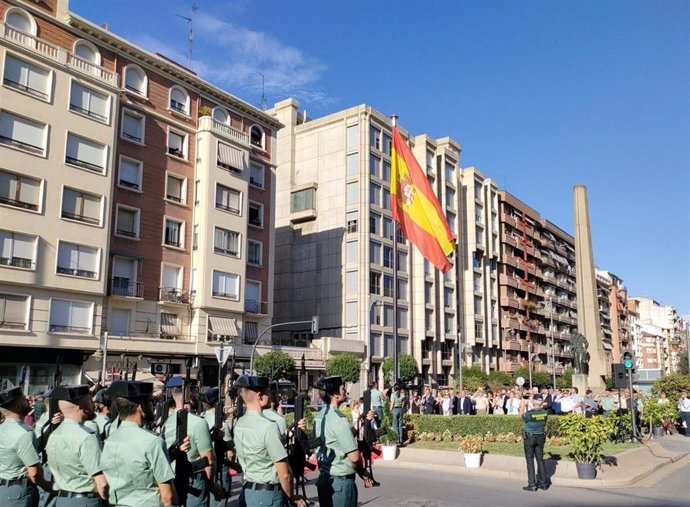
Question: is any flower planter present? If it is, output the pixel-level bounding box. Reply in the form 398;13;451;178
575;462;597;480
381;444;397;461
653;426;664;438
463;452;482;469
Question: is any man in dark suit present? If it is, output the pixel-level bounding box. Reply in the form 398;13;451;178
455;389;473;415
421;386;436;415
541;388;554;414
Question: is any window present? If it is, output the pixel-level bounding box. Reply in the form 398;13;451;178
370;125;381;150
346;211;358;233
0;170;40;211
165;173;186;204
248;240;262;266
192;225;198;250
382;160;391;182
383;245;393;268
369;182;380;206
169;86;189;115
109;308;131;336
346;270;358;294
370;154;380;177
290;187;315;213
346;181;359;205
475;228;484;247
65;133;106;172
346;153;359;176
0;293;28;330
382;133;392;155
473;273;482;292
5;8;36;35
57;242;99;279
474;184;482;200
115;205;139;238
397;250;408;273
249;162;265;188
70;82;108;122
426;151;434;172
111;256;139;297
214;227;240;257
444;313;454;334
123;65;147;96
346;241;358;264
167;130;186;159
383;275;393;297
370;212;380;235
398;307;408;328
248;202;263;228
370;271;381;295
444;287;453;308
216;184;241;214
383;305;394;326
474;297;483;315
61;188;101;225
346;124;359;148
384;334;394;356
250;125;265;149
383;217;394;240
217;142;247;172
370;332;381;354
118;157;142;191
160;312;181;338
162;264;182;290
3;54;50;100
445;163;454;182
164;218;184;248
245;280;261;313
73;40;100;65
0;111;45;155
121;109;144;143
445;187;455;210
212;270;239;299
398;278;408;300
49;299;92;334
212;107;229;124
382;187;390;211
370;241;381;265
0;231;35;269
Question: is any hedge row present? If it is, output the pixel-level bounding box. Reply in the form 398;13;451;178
406;414;562;438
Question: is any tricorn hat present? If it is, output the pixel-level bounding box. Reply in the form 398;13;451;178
314;376;343;393
232;375;269;391
0;387;24;408
105;381;154;402
52;385;90;403
201;387;219;405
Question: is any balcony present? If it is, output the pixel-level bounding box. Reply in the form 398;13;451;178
244;299;268;315
159;287;191;304
0;135;43;155
61;211;100;225
0;21;118;87
198;116;249;147
110;278;143;298
0;194;39;211
57;267;97;279
0;256;34;269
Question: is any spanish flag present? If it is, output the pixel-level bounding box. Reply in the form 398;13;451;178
391;126;456;273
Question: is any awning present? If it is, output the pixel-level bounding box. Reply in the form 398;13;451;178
244;321;258;342
160;313;180;335
111;250;145;260
602;341;613;350
218;142;247;171
209;317;239;338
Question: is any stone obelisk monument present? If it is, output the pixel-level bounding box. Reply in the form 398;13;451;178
573;185;606;391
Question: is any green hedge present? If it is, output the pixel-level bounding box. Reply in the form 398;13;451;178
406;414;562;437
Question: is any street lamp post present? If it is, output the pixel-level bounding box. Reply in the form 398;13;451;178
249;317;318;374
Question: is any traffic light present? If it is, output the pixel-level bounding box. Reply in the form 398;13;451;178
622;350;635;370
612;363;627;388
311;315;319;334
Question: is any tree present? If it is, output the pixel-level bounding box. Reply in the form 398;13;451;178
562;368;575;388
487;370;513;392
458;365;488;392
651;373;690;403
512;366;550;389
253;350;295;380
325;353;361;384
678;350;689;375
382;354;419;384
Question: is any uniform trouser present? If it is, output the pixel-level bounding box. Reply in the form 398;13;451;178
523;432;548;487
391;408;403;442
38;467;56;507
209;464;231;507
0;480;38;507
185;472;210;507
316;474;357;507
238;485;284;507
54;493;102;507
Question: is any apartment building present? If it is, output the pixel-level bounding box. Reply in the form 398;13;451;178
497;192;576;378
595;270;630;365
595;271;615;372
457;167;500;372
631;296;683;375
271;99;467;390
0;0;280;392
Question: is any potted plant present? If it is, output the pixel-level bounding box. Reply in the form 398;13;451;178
559;414;614;479
643;399;678;438
458;434;484;469
380;427;399;461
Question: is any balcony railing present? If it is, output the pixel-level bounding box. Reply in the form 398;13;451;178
0;195;39;211
198;116;250;146
0;256;34;269
244;299;268;314
69;104;108;122
57;266;98;279
111;278;144;298
61;211;100;225
0;135;44;155
3;77;49;100
159;287;191;304
49;324;90;334
215;202;240;214
65;156;103;173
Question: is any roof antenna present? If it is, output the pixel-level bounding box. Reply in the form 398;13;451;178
259;73;267;111
176;3;197;69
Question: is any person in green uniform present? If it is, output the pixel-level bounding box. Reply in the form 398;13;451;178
34;388;60;507
201;387;234;506
232;375;306;507
101;380;179;507
389;384;404;444
0;387;52;507
314;376;374;507
83;390;110;442
262;382;288;440
369;382;384;424
519;393;550;491
45;385;107;506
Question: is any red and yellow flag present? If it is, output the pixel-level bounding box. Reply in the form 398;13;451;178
390;126;456;273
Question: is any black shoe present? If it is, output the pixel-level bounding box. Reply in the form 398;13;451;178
522;486;538;492
537;483;551;490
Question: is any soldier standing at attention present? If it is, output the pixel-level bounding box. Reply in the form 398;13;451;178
201;387;234;507
519;393;550;492
0;387;52;507
100;381;178;507
314;376;374;507
83;390;110;442
233;375;306;507
45;385;108;506
262;382;288;440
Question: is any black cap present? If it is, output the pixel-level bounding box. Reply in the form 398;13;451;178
106;381;154;402
201;387;219;405
94;389;110;406
52;385;90;403
0;387;24;408
314;376;343;393
232;375;269;391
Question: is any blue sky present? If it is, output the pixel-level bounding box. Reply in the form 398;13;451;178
71;0;690;315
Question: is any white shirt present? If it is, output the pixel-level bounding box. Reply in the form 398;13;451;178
678;398;690;413
560;396;574;413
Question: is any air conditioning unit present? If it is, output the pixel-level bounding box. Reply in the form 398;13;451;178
150;363;169;375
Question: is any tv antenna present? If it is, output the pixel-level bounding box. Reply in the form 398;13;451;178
259;73;267;111
176;3;198;68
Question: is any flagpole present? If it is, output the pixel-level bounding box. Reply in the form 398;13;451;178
391;115;399;384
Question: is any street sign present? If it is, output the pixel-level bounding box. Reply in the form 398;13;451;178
515;376;525;386
214;345;232;366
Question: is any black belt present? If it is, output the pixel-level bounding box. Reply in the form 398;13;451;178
243;481;279;491
0;477;28;487
56;491;99;498
320;473;356;480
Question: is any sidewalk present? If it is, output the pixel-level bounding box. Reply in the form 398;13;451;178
374;434;690;488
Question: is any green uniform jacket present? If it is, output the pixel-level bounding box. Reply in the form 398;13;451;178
162;409;212;466
314;405;357;477
101;421;175;507
46;418;102;493
0;418;40;480
234;410;287;484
